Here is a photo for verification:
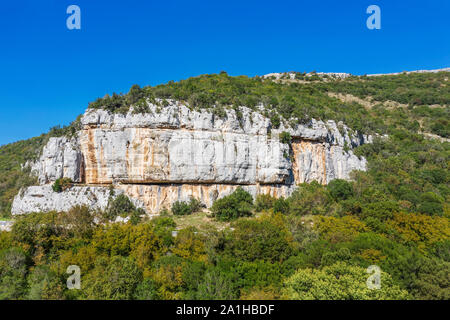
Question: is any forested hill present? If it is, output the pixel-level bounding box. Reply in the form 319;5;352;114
0;70;448;300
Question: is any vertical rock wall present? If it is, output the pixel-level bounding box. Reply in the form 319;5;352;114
13;101;370;214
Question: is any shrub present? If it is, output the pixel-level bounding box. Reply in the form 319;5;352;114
283;262;410;300
225;214;294;263
132;279;159;300
130;208;146;225
288;182;333;216
171;197;202;216
279;131;292;144
270;114;281;129
172;227;206;261
409;257;450;300
26;265;64;300
83;256;143;300
196;268;239;300
0;247;29;299
211;187;253;221
240;286;281;300
255;194;276;212
418;192;444;216
273;198;289;214
58;205;95;238
233;260;282;289
52;178;73;193
360;201;399;221
105;194;136;221
171;201;191;216
386;212;450;251
314;216;368;243
327;179;354;201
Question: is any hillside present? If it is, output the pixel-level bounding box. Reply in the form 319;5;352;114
0;70;448;300
2;71;448;218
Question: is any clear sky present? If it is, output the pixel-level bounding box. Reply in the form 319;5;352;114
0;0;449;146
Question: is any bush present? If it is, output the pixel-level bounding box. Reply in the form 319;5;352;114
283;262;410;300
0;247;29;299
233;260;282;289
130;208;146;225
360;201;399;221
270;114;281;129
418;192;444;216
226;214;294;263
83;256;143;300
172;201;191;216
105;194;145;221
133;279;159;300
314;216;368;243
255;194;276;212
386;212;450;251
327;179;354;201
171;197;202;216
273;198;289;214
105;194;136;221
279;131;292;144
52;178;73;193
211;187;253;221
26;265;64;300
196;268;239;300
288;182;333;216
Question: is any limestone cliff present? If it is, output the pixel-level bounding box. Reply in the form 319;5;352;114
12;100;371;215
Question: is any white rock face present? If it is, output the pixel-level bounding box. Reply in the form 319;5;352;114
262;72;351;80
12;100;370;214
117;183;293;214
12;185;116;215
32;137;83;184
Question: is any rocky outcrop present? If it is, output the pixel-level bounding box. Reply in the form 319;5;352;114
12;100;371;215
117;183;292;213
32;137;83;185
12;185;118;215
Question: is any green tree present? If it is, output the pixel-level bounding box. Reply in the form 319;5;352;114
283;262;409;300
254;194;275;212
288;182;333;216
279;131;292;144
171;197;202;216
84;256;143;300
226;214;294;263
196;269;239;300
418;192;444;216
211;187;253;221
133;279;159;300
105;194;138;221
27;266;65;300
0;247;29;299
327;179;354;201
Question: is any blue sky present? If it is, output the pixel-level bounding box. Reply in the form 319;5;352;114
0;0;449;145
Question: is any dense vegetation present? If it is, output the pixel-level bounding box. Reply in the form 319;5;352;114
0;71;448;300
88;73;374;132
0;181;447;300
316;72;450;138
0;137;43;218
0;122;81;219
171;197;202;216
321;72;450;106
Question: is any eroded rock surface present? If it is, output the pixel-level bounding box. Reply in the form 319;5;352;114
12;101;371;214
